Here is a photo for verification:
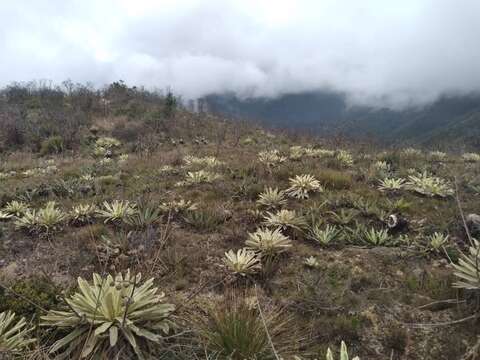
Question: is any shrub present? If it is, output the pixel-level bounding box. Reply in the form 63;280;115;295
316;170;353;190
40;135;64;155
0;277;59;320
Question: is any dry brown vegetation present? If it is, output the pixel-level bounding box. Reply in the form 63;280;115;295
0;82;480;359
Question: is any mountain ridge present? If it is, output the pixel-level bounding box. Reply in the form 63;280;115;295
204;91;480;149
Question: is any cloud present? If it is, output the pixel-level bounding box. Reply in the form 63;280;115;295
1;0;480;107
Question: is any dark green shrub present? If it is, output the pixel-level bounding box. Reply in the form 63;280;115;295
40;135;64;155
0;277;60;319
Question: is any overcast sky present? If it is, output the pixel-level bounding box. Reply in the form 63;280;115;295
1;0;480;107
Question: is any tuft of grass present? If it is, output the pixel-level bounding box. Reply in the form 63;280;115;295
315;170;353;190
195;292;298;359
183;208;226;232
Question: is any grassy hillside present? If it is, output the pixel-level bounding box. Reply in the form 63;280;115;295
0;83;480;359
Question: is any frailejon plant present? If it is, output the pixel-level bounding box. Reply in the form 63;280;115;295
36;201;67;233
373;161;391;174
429;151;447;161
125;206;162;229
362;227;391;246
14;209;38;233
41;270;175;359
293;341;360;360
257;187;287;209
224;248;261;276
326;341;360;360
97;200;136;224
184;155;223;168
462;152;480;163
3;200;30;217
309;224;340;246
258;150;287;168
177;170;222;186
406;172;454;198
328;209;357;226
427;232;449;252
160;199;198;214
245;228;292;256
304;256;320;268
401;147;422;158
0;311;35;353
263;209;307;232
452;239;480;290
286;174;323;199
377;177;406;192
335;150;354;167
0;210;13;221
289;146;306;161
70;204;98;225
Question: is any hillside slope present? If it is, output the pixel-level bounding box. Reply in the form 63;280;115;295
205;91;480;149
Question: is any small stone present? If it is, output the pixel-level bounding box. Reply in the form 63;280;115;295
467;214;480;232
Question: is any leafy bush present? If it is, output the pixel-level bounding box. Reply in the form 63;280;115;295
40;135;64;155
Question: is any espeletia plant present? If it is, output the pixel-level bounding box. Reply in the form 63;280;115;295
223;248;261;276
286;174;323;199
377;177;406;193
0;311;35;354
263;209;307;232
245;228;292;256
452;239;480;290
41;270;175;359
257;187;287;209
